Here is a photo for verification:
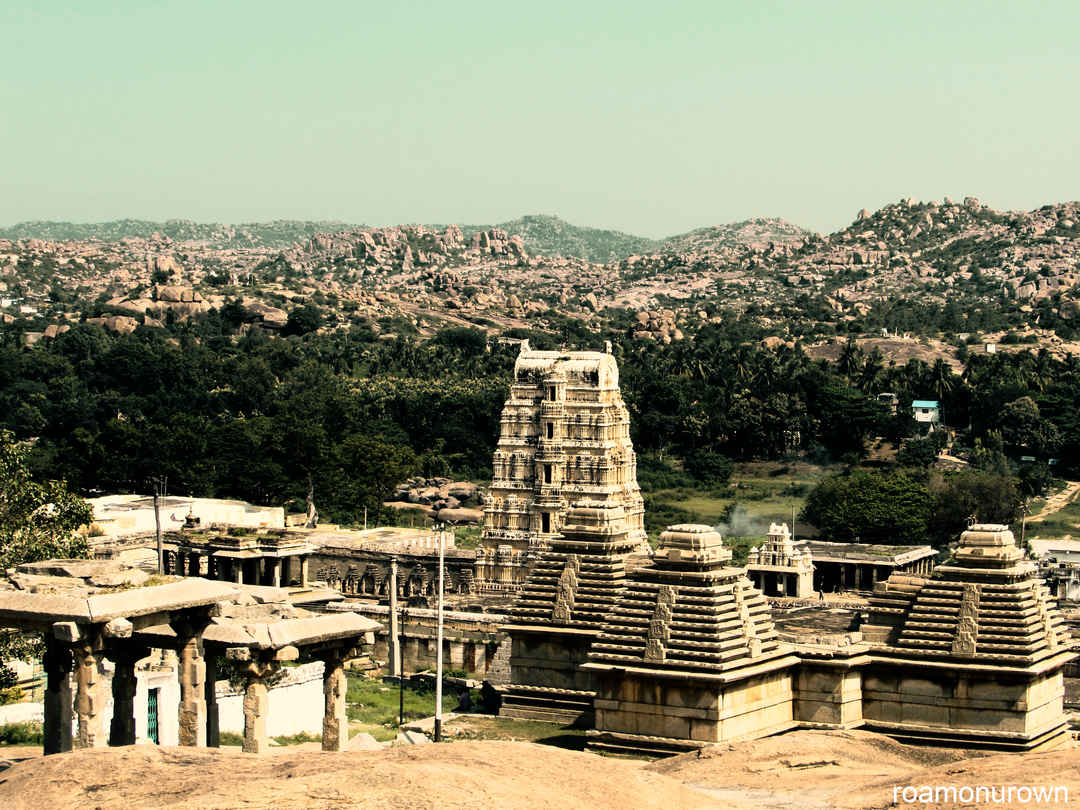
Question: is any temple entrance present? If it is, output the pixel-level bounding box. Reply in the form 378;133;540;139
147;688;159;744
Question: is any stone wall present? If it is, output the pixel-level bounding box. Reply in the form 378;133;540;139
331;603;505;680
861;663;1066;748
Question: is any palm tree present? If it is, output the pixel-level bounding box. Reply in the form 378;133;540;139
857;349;885;393
837;338;863;381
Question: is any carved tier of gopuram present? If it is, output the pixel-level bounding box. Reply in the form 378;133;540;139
582;524;800;756
745;522;815;598
477;340;647;592
498;501;639;726
859;523;1075;751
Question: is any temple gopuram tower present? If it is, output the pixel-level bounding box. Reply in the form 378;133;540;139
583;524;798;756
476;340;647;592
860;523;1074;750
498;501;640;725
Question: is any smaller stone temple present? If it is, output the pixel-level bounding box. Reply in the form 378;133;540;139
583;525;799;755
746;522;814;598
164;527;315;588
499;501;640;725
860;524;1073;750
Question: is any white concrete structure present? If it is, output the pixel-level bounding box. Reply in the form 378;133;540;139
1031;538;1080;565
88;495;285;539
216;662;326;738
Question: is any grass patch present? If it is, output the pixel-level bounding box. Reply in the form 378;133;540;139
0;721;43;745
1028;499;1080;540
220;730;244;746
641;461;831;555
273;731;321;745
453;525;481;549
346;676;457;742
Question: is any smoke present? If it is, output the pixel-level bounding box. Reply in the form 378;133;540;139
713;504;773;538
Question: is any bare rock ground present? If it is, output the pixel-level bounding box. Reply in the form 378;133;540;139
1;730;1077;809
0;740;705;810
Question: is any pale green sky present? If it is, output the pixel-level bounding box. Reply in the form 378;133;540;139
2;1;1078;236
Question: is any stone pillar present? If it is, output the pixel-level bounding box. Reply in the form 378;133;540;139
43;639;73;755
108;647;148;746
234;559;243;585
173;618;209;747
389;560;401;676
321;652;349;751
855;565;864;590
869;567;878;588
243;676;270;753
73;637;106;749
272;558;281;588
300;556;309;586
235;657;278;754
449;641;466;671
205;653;220;747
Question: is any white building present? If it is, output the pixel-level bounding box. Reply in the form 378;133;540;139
911;399;940;425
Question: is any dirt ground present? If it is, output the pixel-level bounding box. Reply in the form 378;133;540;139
2;729;1078;809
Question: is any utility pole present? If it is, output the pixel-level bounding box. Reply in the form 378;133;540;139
152;476;167;575
434;524;446;742
398;607;406;728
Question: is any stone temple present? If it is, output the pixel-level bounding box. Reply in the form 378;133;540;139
584;525;800;755
476;341;647;591
860;523;1073;750
500;517;1075;756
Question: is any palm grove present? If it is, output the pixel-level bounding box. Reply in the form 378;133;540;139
1;306;1077;559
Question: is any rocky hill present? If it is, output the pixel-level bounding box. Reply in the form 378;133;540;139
660;217;811;255
0;219;359;248
463;214;661;262
1;214;809;264
3;198;1079;348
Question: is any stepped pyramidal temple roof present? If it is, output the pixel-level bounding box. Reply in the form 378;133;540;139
507;501;639;631
866;524;1068;666
586;524;794;676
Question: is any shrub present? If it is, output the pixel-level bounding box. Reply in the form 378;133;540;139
0;722;43;745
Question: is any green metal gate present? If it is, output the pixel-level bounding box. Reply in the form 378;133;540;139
147;688;159;744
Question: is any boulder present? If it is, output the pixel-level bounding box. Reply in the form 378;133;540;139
103;315;139;335
447;482;478;500
434;507;483;524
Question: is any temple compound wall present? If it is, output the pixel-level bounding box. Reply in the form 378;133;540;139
478;341;647;592
308;528;475;602
329;601;507;680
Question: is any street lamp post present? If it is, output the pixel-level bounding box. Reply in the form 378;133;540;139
434;523;447;742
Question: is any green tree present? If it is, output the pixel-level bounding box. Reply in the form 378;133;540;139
0;430;93;667
282;304;324;337
0;430;92;570
927;470;1021;548
800;469;929;545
